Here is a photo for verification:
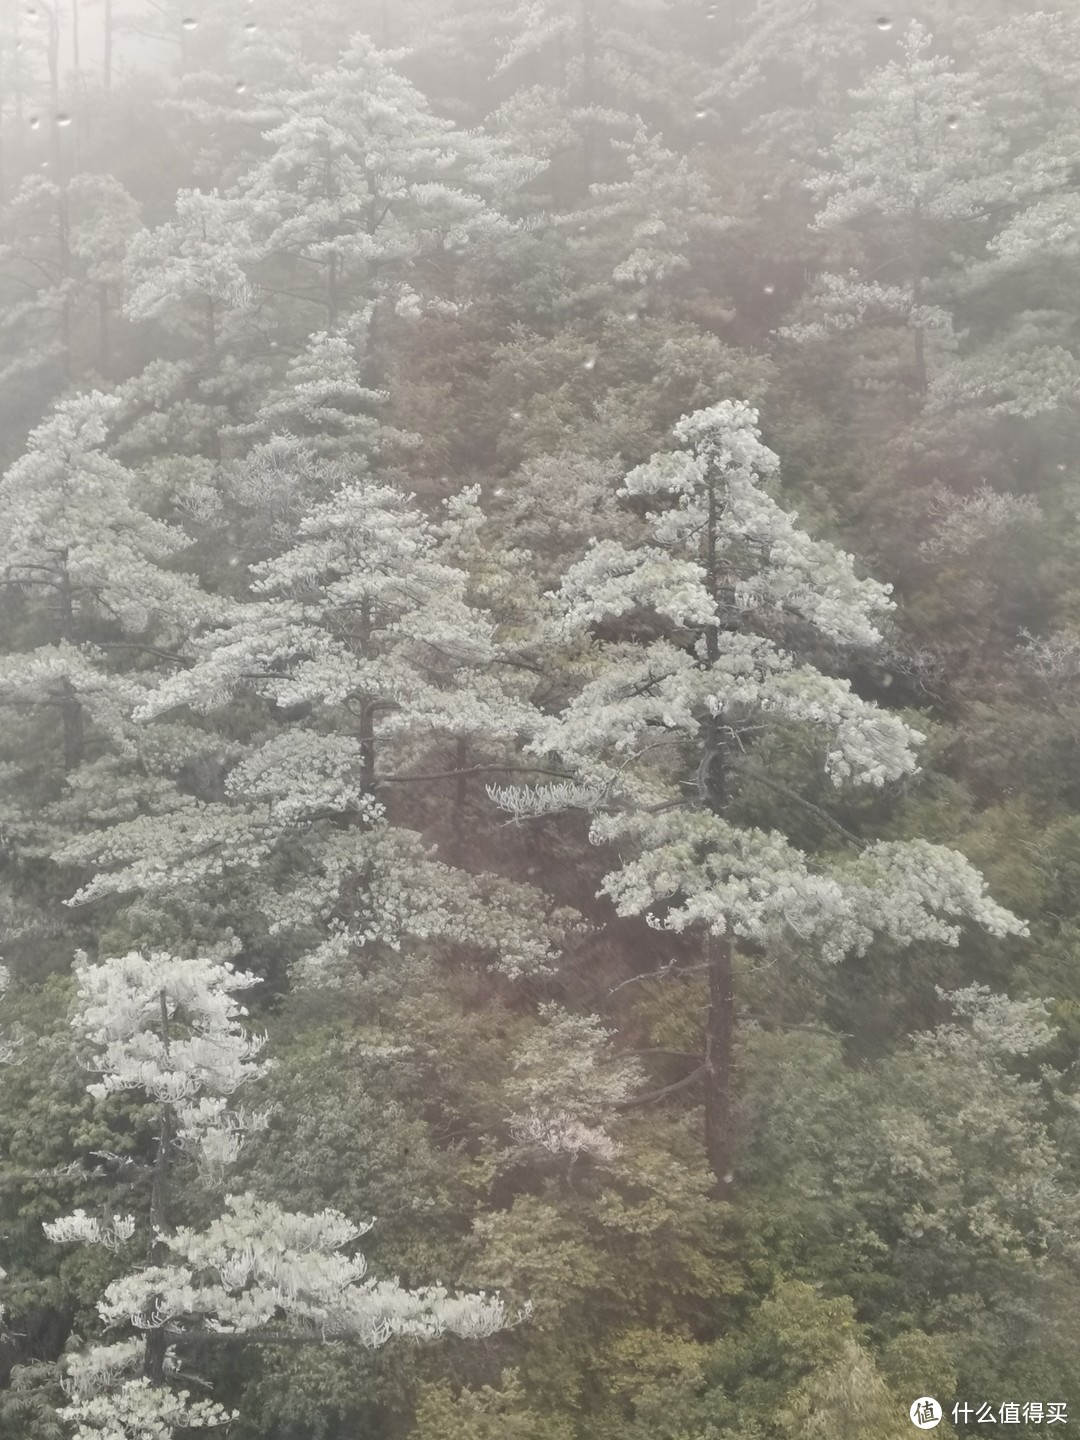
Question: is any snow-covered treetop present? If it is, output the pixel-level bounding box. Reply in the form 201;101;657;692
136;473;523;745
126;187;256;332
624;400;893;647
808;23;1011;229
72;949;265;1105
67;949;268;1176
539;402;911;796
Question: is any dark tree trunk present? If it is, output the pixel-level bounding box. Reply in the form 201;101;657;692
701;451;735;1194
58;187;72;381
911;198;927;393
58;551;84;772
327;250;339;329
704;932;735;1193
452;736;469;864
143;990;172;1385
99;282;111;377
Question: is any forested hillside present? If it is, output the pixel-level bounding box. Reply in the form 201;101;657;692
1;2;1079;1436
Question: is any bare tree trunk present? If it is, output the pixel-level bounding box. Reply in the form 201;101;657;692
911;192;927;393
452;736;469;864
58;551;84;772
704;932;735;1193
45;2;62;174
104;0;113;93
143;990;172;1385
327;250;339;329
701;451;735;1194
56;186;73;382
99;282;111;377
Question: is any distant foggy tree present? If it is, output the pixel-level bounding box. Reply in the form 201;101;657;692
781;22;1012;397
224;35;532;367
428;0;701;200
0;172;140;404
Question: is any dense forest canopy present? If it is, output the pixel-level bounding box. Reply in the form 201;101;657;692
1;2;1079;1437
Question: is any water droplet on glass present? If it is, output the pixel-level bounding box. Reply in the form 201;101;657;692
763;283;775;295
510;409;522;420
722;1170;734;1184
56;113;72;127
235;80;247;92
181;16;198;29
761;191;773;202
695;109;708;119
29;115;40;129
875;15;892;29
945;115;958;129
25;4;38;18
1058;462;1067;471
582;356;597;371
244;21;257;31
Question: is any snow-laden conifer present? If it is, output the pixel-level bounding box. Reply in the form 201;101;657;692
58;453;574;980
782;23;1012;394
494;399;1026;1185
45;949;520;1437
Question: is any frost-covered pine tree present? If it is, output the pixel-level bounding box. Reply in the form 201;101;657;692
44;948;516;1438
0;387;243;977
56;459;575;983
492;399;1026;1188
117;186;266;468
0;391;223;823
928;10;1080;423
556;123;734;320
